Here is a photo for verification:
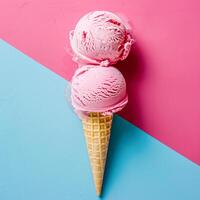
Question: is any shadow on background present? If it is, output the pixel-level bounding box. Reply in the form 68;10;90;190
100;44;148;197
117;43;147;128
101;115;148;198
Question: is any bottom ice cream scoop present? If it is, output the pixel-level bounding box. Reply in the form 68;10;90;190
71;65;128;116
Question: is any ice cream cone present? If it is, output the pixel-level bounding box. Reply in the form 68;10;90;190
82;112;113;196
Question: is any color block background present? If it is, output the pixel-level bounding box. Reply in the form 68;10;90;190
1;39;200;200
0;0;200;199
0;0;200;165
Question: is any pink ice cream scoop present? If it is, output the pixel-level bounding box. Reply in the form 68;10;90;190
70;11;134;66
71;65;128;116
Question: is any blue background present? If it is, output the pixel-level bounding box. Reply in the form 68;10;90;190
0;40;200;199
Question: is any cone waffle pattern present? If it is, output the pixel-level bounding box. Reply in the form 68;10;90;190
82;112;113;196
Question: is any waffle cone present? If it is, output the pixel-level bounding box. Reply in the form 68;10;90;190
82;112;113;196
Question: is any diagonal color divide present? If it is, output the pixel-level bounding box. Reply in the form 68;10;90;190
0;0;200;166
0;40;200;200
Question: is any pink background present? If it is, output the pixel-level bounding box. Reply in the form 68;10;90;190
1;0;200;165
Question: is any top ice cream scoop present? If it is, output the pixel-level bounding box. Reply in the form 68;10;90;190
71;65;128;117
70;11;134;66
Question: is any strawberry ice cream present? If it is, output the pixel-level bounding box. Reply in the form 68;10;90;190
70;11;134;66
71;65;128;116
69;11;132;196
